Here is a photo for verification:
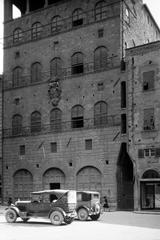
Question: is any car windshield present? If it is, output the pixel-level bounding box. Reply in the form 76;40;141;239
31;193;43;202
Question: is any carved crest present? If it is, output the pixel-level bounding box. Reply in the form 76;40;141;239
48;79;61;106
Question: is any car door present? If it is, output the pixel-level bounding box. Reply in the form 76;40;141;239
28;194;51;217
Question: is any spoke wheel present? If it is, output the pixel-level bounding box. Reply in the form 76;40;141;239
50;211;64;226
5;209;17;223
77;208;88;221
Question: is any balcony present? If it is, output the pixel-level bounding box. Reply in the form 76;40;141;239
4;3;119;49
3;115;120;138
3;55;120;91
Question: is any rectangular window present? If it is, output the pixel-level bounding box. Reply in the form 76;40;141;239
97;82;104;91
143;71;154;91
85;139;92;150
156;148;160;157
121;81;126;108
143;108;155;131
19;145;25;155
98;28;104;38
51;142;57;153
144;149;149;157
121;114;127;134
138;148;160;158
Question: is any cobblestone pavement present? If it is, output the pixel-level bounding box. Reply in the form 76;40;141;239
0;207;160;240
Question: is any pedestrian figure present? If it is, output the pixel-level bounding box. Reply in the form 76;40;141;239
103;196;109;212
8;197;12;206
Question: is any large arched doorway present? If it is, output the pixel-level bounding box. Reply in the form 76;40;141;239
140;169;160;210
43;168;65;190
117;143;134;210
76;166;102;193
13;169;33;200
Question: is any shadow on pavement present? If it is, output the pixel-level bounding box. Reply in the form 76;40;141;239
98;212;160;229
3;220;68;227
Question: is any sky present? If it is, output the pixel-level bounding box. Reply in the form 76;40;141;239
0;0;160;74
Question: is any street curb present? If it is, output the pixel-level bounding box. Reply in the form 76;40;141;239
134;211;160;215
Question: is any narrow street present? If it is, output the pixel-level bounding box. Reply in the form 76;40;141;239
0;211;160;240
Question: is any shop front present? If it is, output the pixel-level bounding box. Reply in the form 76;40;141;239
140;170;160;210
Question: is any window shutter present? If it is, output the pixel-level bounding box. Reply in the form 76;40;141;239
155;148;160;157
138;149;144;158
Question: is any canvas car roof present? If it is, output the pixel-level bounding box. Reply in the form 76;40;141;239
31;189;70;194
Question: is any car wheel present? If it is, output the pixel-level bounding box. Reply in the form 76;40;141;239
77;208;88;221
50;211;64;225
5;209;17;223
90;213;100;221
64;217;74;224
22;218;30;223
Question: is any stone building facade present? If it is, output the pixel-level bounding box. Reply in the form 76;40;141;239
0;75;2;202
2;0;160;209
126;41;160;210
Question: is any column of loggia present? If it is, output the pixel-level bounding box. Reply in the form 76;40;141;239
4;0;12;22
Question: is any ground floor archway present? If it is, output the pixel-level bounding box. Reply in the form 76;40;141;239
13;169;33;200
42;168;65;190
76;166;102;193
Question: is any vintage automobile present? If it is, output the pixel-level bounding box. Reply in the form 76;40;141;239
76;191;102;221
5;189;77;225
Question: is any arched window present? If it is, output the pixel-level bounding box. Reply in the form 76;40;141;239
142;170;160;179
31;62;42;83
51;15;62;33
94;46;108;70
71;52;84;75
95;1;107;21
31;22;42;40
71;105;84;128
31;111;41;133
13;28;23;43
50;108;62;131
141;169;160;210
50;58;62;78
12;66;22;87
94;101;108;126
72;8;84;27
12;114;23;135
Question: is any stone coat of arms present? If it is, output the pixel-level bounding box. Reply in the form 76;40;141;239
48;79;61;106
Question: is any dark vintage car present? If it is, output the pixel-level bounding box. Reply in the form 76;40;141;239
76;191;102;221
5;189;77;225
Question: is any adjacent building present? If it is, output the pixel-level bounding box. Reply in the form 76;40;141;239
126;41;160;210
0;74;2;203
2;0;160;210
